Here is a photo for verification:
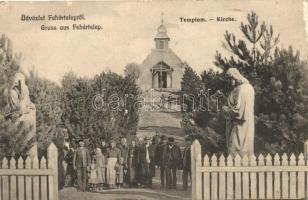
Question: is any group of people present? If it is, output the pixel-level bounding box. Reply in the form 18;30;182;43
62;134;192;192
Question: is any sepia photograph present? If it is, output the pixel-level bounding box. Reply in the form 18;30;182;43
0;1;307;199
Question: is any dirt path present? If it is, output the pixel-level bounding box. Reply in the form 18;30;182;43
60;187;191;200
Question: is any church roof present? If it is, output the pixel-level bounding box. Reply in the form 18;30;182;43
141;48;183;71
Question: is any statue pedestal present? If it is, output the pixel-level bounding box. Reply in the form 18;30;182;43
19;105;37;159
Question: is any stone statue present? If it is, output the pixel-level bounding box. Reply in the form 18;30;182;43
5;72;37;158
222;68;255;157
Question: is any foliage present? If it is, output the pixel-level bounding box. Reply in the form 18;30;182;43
61;72;93;146
0;116;32;158
180;63;202;112
61;71;140;150
26;69;63;155
124;63;141;80
180;65;228;154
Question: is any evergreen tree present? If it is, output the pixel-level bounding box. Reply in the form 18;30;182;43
61;73;93;145
181;63;202;112
61;71;140;150
26;69;63;154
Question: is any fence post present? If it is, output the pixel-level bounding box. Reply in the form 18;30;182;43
47;143;58;200
305;140;308;159
191;139;202;200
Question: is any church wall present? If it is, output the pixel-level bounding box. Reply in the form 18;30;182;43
167;73;171;88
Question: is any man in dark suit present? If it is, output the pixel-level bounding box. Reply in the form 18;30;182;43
119;137;129;186
182;136;192;190
155;135;167;188
163;137;181;189
138;137;155;188
73;140;91;192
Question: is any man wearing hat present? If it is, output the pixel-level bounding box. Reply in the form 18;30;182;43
152;130;161;145
162;137;181;189
138;136;155;188
73;139;91;192
119;137;129;186
182;136;192;190
155;135;167;188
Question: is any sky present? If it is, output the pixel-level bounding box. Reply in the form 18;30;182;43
0;0;307;84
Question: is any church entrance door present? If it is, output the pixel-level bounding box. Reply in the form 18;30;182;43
158;72;167;88
152;62;172;89
162;72;167;88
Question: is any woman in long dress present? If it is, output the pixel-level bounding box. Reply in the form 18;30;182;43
106;140;120;188
95;147;107;190
223;68;255;157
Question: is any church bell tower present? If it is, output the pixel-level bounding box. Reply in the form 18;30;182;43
154;14;170;49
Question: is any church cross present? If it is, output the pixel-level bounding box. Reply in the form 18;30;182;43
161;12;164;25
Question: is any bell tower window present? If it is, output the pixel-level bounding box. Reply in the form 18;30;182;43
156;40;168;49
159;41;164;49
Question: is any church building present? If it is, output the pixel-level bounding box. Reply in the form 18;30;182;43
138;19;185;92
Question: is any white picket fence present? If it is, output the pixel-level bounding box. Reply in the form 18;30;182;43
191;139;308;200
0;143;58;200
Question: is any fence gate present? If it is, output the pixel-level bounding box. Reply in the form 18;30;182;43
0;143;58;200
191;139;308;200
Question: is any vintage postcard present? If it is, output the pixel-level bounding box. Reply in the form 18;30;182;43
0;1;307;200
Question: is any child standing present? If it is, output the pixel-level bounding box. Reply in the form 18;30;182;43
88;158;98;191
115;157;124;188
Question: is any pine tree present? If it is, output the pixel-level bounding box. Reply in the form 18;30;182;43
214;11;279;84
181;63;202;112
26;69;63;154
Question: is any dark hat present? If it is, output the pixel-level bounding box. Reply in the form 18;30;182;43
168;137;175;142
77;138;85;143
